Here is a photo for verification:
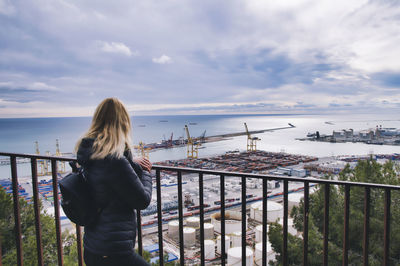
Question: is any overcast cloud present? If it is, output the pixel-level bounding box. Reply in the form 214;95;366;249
0;0;400;117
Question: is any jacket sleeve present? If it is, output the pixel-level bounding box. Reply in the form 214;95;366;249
109;157;153;210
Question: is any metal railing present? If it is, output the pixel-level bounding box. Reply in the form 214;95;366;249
1;152;399;266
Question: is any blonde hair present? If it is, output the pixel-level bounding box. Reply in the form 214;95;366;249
76;98;132;159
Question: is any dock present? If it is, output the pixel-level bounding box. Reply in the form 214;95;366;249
204;123;295;141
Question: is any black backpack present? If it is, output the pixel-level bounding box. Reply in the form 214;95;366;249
59;162;100;226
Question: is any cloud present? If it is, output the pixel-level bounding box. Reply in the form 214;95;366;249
0;0;400;117
30;82;60;91
98;41;136;57
0;81;60;92
152;54;172;64
0;0;15;16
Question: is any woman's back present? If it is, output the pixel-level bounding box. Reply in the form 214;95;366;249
77;138;152;256
76;98;152;265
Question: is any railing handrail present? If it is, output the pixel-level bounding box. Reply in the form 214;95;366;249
1;151;400;190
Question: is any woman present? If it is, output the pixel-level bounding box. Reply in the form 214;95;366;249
75;98;152;265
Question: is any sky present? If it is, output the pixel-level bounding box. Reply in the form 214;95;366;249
0;0;400;118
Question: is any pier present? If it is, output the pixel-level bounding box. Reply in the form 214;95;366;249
204;123;295;140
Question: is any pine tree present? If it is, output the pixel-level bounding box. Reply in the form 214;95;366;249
0;188;78;265
268;159;400;265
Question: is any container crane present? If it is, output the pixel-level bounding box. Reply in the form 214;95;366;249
35;141;40;155
185;125;199;158
169;132;173;147
35;141;50;176
199;130;206;143
138;141;150;159
56;139;66;173
244;123;260;151
35;141;46;176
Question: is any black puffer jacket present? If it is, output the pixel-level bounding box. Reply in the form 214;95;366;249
77;138;153;256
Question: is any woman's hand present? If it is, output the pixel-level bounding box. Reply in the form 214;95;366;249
133;157;152;172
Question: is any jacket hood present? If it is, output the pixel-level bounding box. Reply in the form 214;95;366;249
76;138;95;165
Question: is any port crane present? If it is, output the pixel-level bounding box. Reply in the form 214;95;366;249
35;140;67;175
169;132;173;147
35;141;47;176
244;123;260;151
35;141;51;176
199;130;206;143
185;125;200;158
162;132;173;147
137;141;150;159
55;139;66;173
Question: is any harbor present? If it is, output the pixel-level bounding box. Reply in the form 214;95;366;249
2;115;400;264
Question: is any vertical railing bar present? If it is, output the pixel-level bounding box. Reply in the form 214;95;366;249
199;173;205;266
241;176;246;266
31;158;44;266
51;159;63;266
177;171;185;266
262;178;268;266
220;174;226;265
383;188;391;266
303;181;309;266
156;170;164;266
363;187;370;266
11;156;23;266
342;185;350;266
137;210;143;256
76;226;83;266
0;235;2;266
323;184;330;266
283;180;288;266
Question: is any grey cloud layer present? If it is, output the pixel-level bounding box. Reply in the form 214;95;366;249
0;0;400;117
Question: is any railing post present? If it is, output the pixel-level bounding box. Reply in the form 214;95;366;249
11;156;23;266
323;184;330;266
342;185;350;266
30;158;44;266
51;159;63;266
241;176;246;266
363;187;370;266
220;174;226;265
262;178;268;266
177;171;185;266
76;226;83;266
283;180;288;266
156;169;164;266
199;173;205;266
303;181;309;266
137;210;143;256
0;234;2;266
383;188;391;266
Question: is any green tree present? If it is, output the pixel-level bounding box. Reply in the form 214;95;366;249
269;159;400;265
0;188;78;265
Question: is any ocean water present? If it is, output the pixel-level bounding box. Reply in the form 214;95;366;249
1;113;400;178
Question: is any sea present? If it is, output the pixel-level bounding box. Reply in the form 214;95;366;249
1;113;400;178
